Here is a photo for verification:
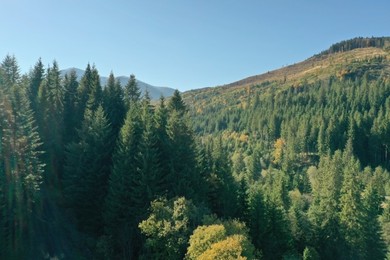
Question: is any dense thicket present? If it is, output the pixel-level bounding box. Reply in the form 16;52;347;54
1;45;390;259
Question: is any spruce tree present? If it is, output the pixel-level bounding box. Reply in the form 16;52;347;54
28;58;45;114
361;183;387;259
339;140;365;259
138;92;163;199
104;104;144;259
124;74;141;109
166;91;200;200
308;151;344;258
102;72;126;139
63;69;79;144
1;54;20;90
76;64;102;126
63;105;112;237
0;56;44;258
154;96;171;196
37;61;64;186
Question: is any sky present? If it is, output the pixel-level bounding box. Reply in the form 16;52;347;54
1;0;390;91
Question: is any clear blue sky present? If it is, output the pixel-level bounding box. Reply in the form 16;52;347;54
1;0;389;91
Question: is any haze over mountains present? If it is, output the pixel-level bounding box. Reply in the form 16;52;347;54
60;67;176;99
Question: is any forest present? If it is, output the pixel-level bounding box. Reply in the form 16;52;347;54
1;37;390;259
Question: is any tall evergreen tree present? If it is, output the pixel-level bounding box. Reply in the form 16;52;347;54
76;64;102;126
37;61;64;186
87;65;103;111
166;91;201;200
104;104;144;259
0;56;44;258
168;89;187;115
207;137;238;217
1;54;20;90
339;139;365;259
124;74;141;109
63;105;112;237
361;183;386;259
154;96;171;195
308;151;344;258
102;72;126;138
138;92;164;199
63;69;79;144
28;58;45;114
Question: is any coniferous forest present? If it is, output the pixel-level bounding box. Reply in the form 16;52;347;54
1;37;390;259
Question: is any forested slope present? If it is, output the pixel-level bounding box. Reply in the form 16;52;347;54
1;37;390;259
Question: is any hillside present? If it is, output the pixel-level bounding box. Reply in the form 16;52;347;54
60;68;176;99
185;37;390;108
185;36;390;168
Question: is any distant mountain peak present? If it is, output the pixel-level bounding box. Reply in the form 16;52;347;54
60;68;176;99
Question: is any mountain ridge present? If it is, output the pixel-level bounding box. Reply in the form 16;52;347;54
185;37;390;100
60;68;176;99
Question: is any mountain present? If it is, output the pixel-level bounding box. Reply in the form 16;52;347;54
184;37;390;109
60;68;176;99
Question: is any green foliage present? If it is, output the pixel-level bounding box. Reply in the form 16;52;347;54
303;246;319;260
186;219;256;260
139;197;204;260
